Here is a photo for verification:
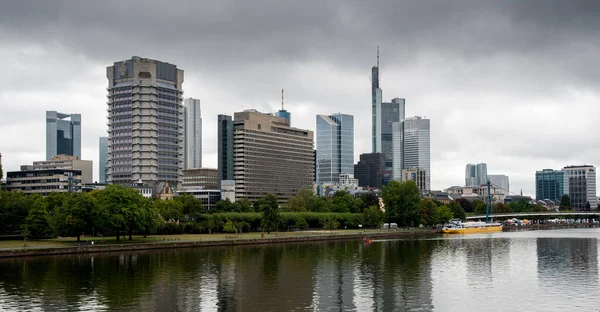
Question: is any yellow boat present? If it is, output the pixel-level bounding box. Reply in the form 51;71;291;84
442;221;503;234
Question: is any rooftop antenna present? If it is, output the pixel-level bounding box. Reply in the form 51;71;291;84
281;88;284;110
377;45;379;68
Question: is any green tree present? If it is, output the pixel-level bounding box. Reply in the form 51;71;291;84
223;220;236;233
260;194;280;233
324;217;340;233
24;198;52;239
295;217;309;230
236;198;254;212
432;205;454;225
308;196;331;212
44;192;71;215
176;194;204;222
456;198;474;213
53;192;95;241
382;180;422;226
139;198;164;237
0;192;39;235
474;200;487;214
493;203;509;214
559;195;571;211
288;189;314;212
509;200;529;213
96;184;145;242
0;161;3;181
215;199;236;213
585;201;591;211
359;192;379;211
420;199;438;226
154;199;184;222
448;201;466;220
363;206;384;227
331;191;356;213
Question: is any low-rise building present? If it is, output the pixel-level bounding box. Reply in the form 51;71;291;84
32;155;93;184
175;188;221;210
182;168;218;189
6;169;82;196
400;168;428;191
445;184;505;203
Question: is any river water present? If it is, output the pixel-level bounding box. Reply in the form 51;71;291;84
1;228;599;311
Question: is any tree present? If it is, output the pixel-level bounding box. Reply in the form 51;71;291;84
96;184;145;242
236;198;253;212
493;203;509;214
308;196;331;212
432;205;454;225
223;220;236;233
176;194;204;220
420;199;438;226
359;192;379;211
295;217;308;230
382;180;422;226
24;198;52;239
260;194;280;233
288;189;314;212
448;201;466;220
139;198;164;237
0;161;3;181
363;206;384;227
324;217;340;233
585;201;591;211
456;198;474;213
331;191;356;213
509;200;529;213
154;199;184;223
53;192;96;241
474;201;487;215
559;195;571;211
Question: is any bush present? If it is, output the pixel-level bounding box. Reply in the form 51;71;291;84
295;217;308;230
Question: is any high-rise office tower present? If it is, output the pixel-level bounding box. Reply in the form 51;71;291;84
99;137;108;184
232;109;314;203
371;48;405;170
106;56;184;188
354;152;385;189
46;111;81;160
562;165;597;210
392;116;430;190
488;174;509;194
465;163;488;186
184;98;202;169
316;113;354;184
535;169;567;201
217;114;234;186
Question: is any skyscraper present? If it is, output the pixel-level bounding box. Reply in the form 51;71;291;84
488;174;509;194
184;98;202;169
392;116;430;190
232;110;314;203
535;169;567;201
316;113;354;184
465;163;488;186
370;49;405;170
354;153;385;189
99;137;108;184
217;114;234;186
106;56;184;188
46;111;81;160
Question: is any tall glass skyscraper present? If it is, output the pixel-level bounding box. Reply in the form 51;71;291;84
316;113;354;184
465;163;488;186
99;137;108;184
370;49;405;171
184;98;202;169
106;56;184;187
46;111;81;160
392;116;430;190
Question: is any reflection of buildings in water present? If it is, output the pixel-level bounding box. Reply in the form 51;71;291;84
380;240;435;311
312;242;357;311
463;238;511;286
536;238;598;289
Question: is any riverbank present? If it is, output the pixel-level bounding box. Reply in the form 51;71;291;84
2;223;599;259
0;229;439;258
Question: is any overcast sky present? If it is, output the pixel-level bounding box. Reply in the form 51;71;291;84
1;1;599;196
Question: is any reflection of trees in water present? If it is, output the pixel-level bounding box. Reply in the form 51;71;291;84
537;238;598;288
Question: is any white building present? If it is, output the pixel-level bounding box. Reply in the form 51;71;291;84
562;165;597;210
184;98;202;169
392;116;430;190
221;180;236;202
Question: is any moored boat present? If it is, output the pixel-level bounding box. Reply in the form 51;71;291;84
442;221;503;234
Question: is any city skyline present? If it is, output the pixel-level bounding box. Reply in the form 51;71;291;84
1;1;600;196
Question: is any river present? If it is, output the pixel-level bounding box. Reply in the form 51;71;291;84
1;228;599;311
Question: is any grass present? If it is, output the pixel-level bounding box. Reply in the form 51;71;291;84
0;228;396;250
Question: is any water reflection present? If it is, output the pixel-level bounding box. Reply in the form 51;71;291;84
1;230;600;311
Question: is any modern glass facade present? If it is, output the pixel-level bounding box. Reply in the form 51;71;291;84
106;56;184;188
316;113;354;184
46;111;81;160
217;114;234;186
354;152;385;189
184;98;202;169
465;163;487;186
381;98;405;171
274;109;291;125
535;169;567;201
99;137;108;184
392;116;430;190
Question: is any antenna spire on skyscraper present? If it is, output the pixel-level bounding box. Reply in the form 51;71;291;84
281;88;284;110
377;45;379;68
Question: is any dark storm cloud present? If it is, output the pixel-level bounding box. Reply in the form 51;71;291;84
1;0;599;194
